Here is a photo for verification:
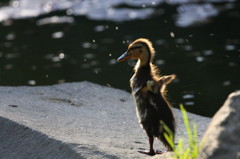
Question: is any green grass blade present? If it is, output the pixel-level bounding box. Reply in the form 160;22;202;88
180;104;193;147
165;104;200;159
163;132;175;150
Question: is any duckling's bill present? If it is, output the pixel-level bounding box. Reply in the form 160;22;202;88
117;52;130;62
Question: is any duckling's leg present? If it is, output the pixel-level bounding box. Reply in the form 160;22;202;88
138;133;155;156
148;135;155;155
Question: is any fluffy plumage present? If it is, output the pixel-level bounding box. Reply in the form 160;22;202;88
117;38;176;155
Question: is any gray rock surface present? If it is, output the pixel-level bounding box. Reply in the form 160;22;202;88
0;81;210;159
199;91;240;159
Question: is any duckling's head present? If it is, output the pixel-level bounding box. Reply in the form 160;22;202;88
117;38;155;66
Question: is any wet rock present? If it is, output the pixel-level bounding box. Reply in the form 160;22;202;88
199;91;240;159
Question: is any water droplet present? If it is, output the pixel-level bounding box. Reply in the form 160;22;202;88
184;45;192;51
115;26;119;30
6;33;15;40
223;81;231;86
28;80;36;86
196;56;204;62
155;59;165;65
59;53;65;59
203;50;213;56
109;59;116;65
94;25;105;32
176;38;185;44
183;94;194;99
109;54;112;57
52;31;64;39
92;39;96;43
184;102;195;106
170;32;175;38
225;44;236;51
82;42;91;48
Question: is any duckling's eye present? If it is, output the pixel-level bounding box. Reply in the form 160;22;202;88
128;46;142;52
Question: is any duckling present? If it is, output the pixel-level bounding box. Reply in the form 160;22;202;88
117;38;176;155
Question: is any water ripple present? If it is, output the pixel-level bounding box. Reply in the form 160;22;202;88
0;0;236;27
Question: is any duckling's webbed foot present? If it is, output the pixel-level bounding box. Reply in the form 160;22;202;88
138;150;155;156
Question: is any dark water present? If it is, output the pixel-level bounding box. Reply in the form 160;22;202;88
0;1;240;117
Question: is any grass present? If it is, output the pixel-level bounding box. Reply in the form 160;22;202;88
163;104;202;159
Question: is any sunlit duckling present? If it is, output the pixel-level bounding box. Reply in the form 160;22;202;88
117;38;176;155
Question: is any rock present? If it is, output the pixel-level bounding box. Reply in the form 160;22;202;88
199;91;240;159
0;81;210;159
152;152;174;159
0;117;81;159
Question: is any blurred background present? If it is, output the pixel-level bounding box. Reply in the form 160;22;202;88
0;0;240;117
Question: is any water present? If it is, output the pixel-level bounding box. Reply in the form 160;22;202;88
0;0;240;117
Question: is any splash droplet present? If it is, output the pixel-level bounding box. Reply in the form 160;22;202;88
52;31;64;39
170;32;175;38
28;80;36;86
183;94;194;99
59;53;65;59
196;56;204;62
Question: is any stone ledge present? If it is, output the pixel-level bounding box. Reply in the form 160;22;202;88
0;81;210;159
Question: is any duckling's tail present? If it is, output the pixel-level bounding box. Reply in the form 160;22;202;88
159;74;176;85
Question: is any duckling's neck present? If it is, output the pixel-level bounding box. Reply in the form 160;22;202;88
134;58;152;80
136;50;151;68
134;60;150;72
138;59;149;67
138;51;151;67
